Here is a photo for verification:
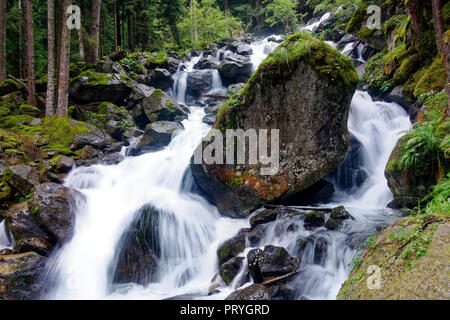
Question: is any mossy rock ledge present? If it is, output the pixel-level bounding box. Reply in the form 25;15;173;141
190;33;359;218
338;219;450;300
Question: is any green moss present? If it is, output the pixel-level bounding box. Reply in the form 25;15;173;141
0;79;20;90
357;27;375;38
147;51;168;65
18;104;41;116
151;89;165;102
413;55;446;98
346;3;368;34
0;115;34;128
393;53;423;84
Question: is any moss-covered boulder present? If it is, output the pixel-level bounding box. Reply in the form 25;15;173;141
69;71;133;105
225;283;272;300
385;136;439;208
131;89;188;129
130;121;184;155
0;252;47;300
338;218;450;300
219;256;244;285
190;33;358;218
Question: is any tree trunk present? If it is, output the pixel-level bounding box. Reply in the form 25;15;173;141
127;10;134;51
56;0;71;117
431;0;444;53
444;31;450;121
0;0;6;82
24;0;36;106
78;28;85;62
224;0;229;15
408;0;421;42
114;1;118;52
86;0;101;65
46;0;56;117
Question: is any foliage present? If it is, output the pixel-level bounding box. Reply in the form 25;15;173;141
263;0;299;32
178;0;242;49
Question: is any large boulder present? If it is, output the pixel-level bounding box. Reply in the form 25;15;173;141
29;183;84;244
5;202;53;255
147;68;174;90
236;43;253;56
186;70;214;97
217;231;246;266
113;206;160;285
385;136;438;208
0;252;47;300
219;256;244;285
131;121;184;155
191;33;358;218
219;54;253;83
69;71;133;105
194;56;219;70
225;284;272;300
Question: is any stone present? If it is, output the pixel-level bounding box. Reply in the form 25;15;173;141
186;70;214;97
218;54;253;82
5;202;53;255
219;256;244;285
71;129;111;151
303;211;325;229
330;206;353;220
56;156;74;174
225;284;272;300
296;234;328;265
4;165;40;196
148;68;174;90
249;209;278;230
325;218;342;230
79;145;99;160
29;183;84;244
0;252;47;300
194;56;219;70
217;231;246;266
191;34;358;218
131;121;184;155
248;245;299;283
236;43;253;56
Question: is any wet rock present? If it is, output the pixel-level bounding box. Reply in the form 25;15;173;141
113;205;160;285
303;211;325;229
225;284;272;300
122;127;144;141
384;86;410;111
296;234;328;265
217;231;246;266
202;114;216;125
361;44;376;61
96;59;127;75
147;68;174;90
5;202;52;255
4;165;40;197
249;209;278;230
330;206;353;220
248;245;299;283
56;156;74;174
336;34;358;49
0;252;47;300
219;256;244;285
218;54;253;82
131;121;184;155
268;283;296;300
248;224;267;247
194;56;219;70
29;183;84;244
186;70;213;97
191;34;358;218
325;218;342;230
236;43;253;56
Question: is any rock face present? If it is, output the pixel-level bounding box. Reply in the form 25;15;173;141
29;183;84;244
0;252;47;300
385;136;438;208
338;220;450;300
225;284;272;300
194;56;219;70
191;34;358;218
147;68;174;90
113;205;160;285
4;165;40;196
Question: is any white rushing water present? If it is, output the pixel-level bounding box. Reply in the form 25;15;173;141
0;220;13;250
43;34;411;300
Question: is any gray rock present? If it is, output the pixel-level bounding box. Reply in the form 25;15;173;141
303;211;325;229
79;145;99;160
194;56;219;70
6;165;40;196
29;183;85;244
217;231;246;266
236;43;253;56
5;202;53;255
219;54;253;81
225;284;272;300
187;70;213;96
71;129;111;151
131;121;184;155
148;68;174;90
330;206;353;220
219;256;244;285
56;156;74;173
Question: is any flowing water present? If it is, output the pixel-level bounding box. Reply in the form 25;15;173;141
32;33;411;300
0;220;13;250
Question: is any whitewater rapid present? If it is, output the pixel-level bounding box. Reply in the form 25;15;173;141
39;31;411;300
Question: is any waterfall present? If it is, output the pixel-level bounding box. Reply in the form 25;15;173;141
40;34;411;300
0;220;13;250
